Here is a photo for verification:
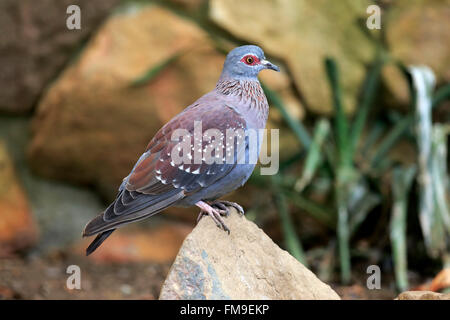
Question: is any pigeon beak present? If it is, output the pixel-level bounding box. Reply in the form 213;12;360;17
261;59;280;72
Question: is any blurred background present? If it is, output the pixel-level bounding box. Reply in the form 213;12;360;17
0;0;449;299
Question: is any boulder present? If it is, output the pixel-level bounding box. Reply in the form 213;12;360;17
413;268;450;292
210;0;375;114
159;208;340;300
396;291;450;300
0;0;120;113
0;117;104;254
0;140;38;255
383;0;450;106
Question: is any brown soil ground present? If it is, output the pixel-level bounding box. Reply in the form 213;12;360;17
0;252;398;300
0;253;170;300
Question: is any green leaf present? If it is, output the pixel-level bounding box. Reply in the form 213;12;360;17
431;124;450;235
432;83;450;108
295;118;330;192
348;181;381;236
411;65;449;258
361;121;386;157
283;190;335;229
390;165;416;292
371;69;450;169
272;175;307;265
325;58;351;169
335;168;352;284
350;56;383;157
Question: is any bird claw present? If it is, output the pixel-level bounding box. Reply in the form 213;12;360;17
209;200;245;216
209;201;229;216
196;201;230;234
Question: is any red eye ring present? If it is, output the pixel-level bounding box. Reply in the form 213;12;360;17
241;55;259;66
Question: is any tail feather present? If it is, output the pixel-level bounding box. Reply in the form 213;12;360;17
83;190;184;236
83;190;185;255
86;229;115;256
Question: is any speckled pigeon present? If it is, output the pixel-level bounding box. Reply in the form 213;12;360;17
83;45;280;255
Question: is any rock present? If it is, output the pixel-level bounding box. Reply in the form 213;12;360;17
159;208;340;300
0;117;104;254
384;0;450;106
396;291;450;300
210;0;375;114
0;0;120;114
0;140;38;255
76;222;191;263
412;268;450;292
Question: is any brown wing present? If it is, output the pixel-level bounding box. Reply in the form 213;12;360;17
125;102;247;195
83;100;247;236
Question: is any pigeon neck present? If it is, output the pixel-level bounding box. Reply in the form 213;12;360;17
218;71;258;83
215;74;259;95
215;75;269;128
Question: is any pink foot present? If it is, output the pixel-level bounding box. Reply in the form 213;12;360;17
209;200;245;216
196;201;230;234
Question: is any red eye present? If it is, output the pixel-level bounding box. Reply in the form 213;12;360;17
241;55;259;66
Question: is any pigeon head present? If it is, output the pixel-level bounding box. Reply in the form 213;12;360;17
221;45;280;80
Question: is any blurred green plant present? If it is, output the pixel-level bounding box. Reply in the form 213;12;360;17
411;66;450;261
259;54;450;288
390;165;416;292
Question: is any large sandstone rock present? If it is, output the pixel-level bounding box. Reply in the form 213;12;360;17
28;3;302;203
210;0;374;114
0;0;119;114
383;0;450;106
0;141;38;255
159;208;340;300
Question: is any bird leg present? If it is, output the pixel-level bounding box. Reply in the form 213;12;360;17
195;201;230;234
209;200;245;216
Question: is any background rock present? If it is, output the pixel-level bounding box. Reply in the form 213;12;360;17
159;208;340;300
210;0;374;114
0;140;37;255
0;0;120;114
0;117;104;254
383;0;450;106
